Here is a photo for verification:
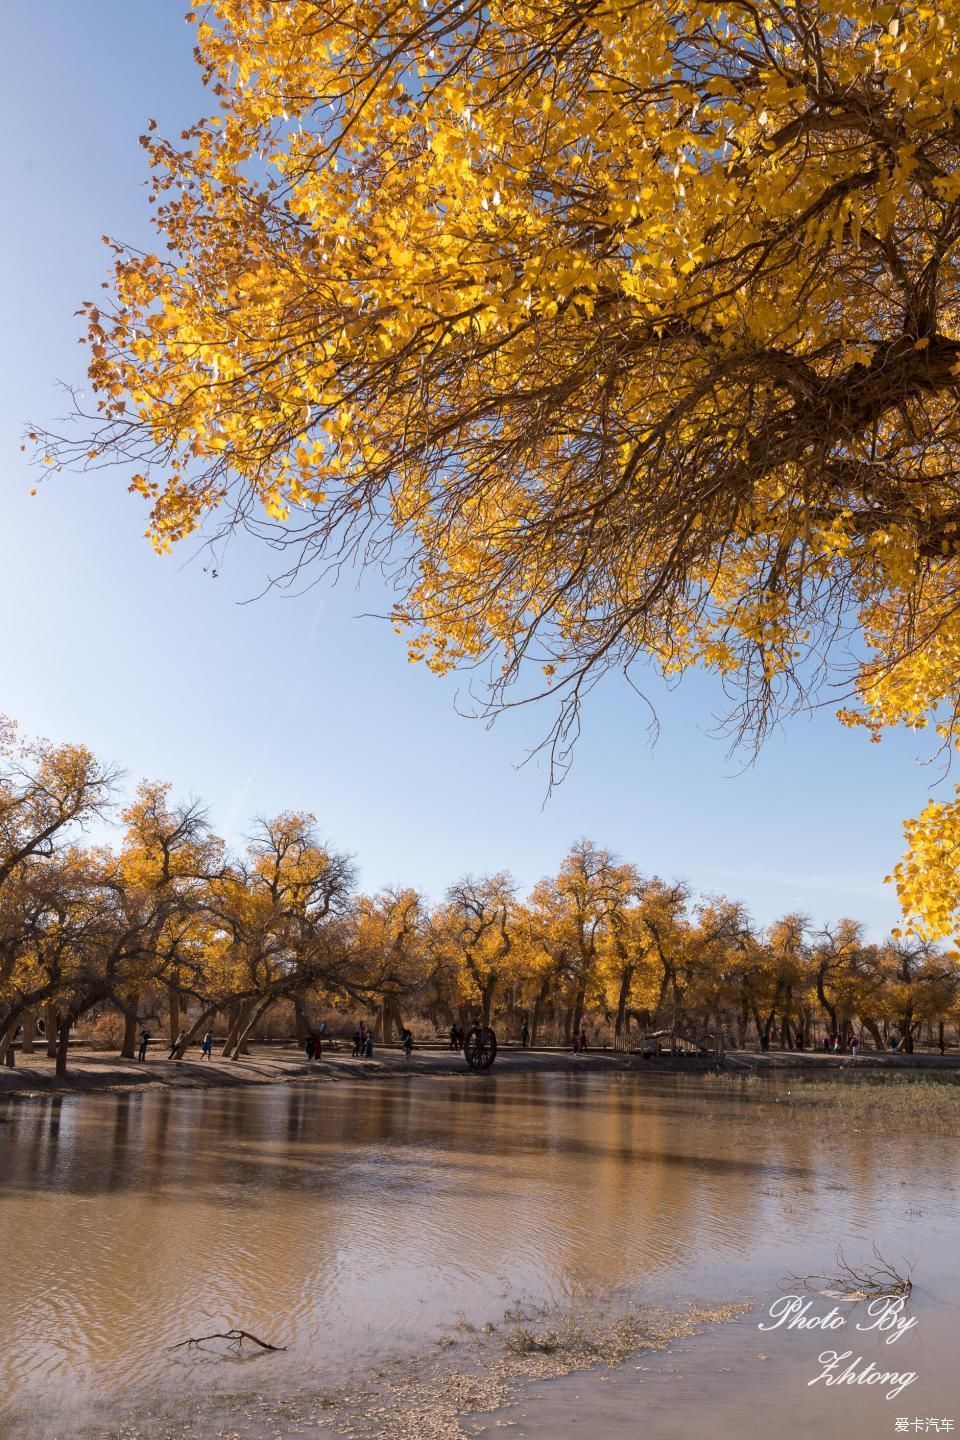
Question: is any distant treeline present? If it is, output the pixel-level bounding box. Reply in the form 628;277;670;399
2;718;957;1075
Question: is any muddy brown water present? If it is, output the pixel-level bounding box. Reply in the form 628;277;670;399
0;1075;956;1438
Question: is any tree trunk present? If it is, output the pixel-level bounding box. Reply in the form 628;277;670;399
816;965;838;1035
220;1000;247;1057
45;1003;58;1057
0;1013;20;1064
387;996;405;1041
21;1010;35;1055
229;999;273;1060
55;1014;71;1078
481;976;497;1029
168;984;181;1047
530;978;551;1048
121;995;139;1059
173;1006;217;1059
572;983;586;1039
615;966;634;1038
861;1017;884;1051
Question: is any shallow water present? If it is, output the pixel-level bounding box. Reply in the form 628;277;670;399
1;1075;956;1437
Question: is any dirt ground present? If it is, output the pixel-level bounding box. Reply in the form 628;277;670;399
2;1036;958;1100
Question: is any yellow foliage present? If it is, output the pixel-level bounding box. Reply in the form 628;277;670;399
35;0;960;936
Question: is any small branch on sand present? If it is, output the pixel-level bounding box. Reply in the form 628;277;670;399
789;1243;914;1299
170;1328;286;1354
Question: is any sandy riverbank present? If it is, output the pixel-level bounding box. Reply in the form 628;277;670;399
2;1040;959;1100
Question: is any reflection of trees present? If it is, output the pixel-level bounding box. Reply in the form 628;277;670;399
1;1082;956;1430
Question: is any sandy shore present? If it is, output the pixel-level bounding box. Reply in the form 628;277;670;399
2;1039;959;1100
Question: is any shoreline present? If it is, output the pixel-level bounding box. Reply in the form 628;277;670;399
2;1040;960;1102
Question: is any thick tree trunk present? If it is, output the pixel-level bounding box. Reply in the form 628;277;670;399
229;999;273;1060
21;1010;35;1055
481;977;497;1029
615;966;634;1038
861;1017;884;1051
0;1012;20;1064
173;1006;217;1059
45;1003;58;1057
387;996;405;1041
816;966;838;1035
168;985;181;1047
220;1001;247;1057
55;1014;71;1078
572;983;586;1039
530;976;551;1048
121;996;139;1059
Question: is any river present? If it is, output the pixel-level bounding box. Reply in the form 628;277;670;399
0;1073;956;1438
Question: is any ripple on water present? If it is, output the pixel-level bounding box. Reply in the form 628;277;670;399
1;1075;957;1434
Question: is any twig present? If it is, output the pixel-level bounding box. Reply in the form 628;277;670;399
170;1328;286;1354
788;1243;914;1299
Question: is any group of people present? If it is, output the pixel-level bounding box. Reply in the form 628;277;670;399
136;1028;214;1061
822;1032;861;1056
352;1022;374;1058
571;1027;589;1054
304;1023;326;1060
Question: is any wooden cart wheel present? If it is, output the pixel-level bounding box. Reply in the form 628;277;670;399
464;1026;498;1070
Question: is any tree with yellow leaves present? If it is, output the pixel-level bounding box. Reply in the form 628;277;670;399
117;781;224;1055
0;719;117;1063
208;812;355;1058
34;0;960;933
352;887;427;1039
443;873;516;1028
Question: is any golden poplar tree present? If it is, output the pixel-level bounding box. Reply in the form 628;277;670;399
34;0;960;933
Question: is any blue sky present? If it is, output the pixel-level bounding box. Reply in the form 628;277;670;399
0;3;941;934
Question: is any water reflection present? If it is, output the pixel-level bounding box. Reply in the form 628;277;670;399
0;1076;956;1436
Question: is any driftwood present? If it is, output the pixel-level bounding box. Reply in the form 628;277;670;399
790;1244;914;1299
170;1328;286;1354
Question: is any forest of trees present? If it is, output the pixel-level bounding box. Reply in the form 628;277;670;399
2;716;958;1075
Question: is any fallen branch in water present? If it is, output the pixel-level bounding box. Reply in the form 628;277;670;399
170;1328;286;1354
789;1244;914;1299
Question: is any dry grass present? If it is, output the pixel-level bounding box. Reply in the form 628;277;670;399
766;1075;960;1127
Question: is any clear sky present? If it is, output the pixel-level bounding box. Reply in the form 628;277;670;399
0;3;941;935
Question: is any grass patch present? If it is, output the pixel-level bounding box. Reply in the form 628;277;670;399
767;1074;960;1126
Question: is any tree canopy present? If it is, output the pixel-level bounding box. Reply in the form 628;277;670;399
33;0;960;937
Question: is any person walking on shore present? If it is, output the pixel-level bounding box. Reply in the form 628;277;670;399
449;1023;459;1052
200;1030;214;1060
521;1020;530;1049
137;1028;149;1062
168;1029;187;1060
